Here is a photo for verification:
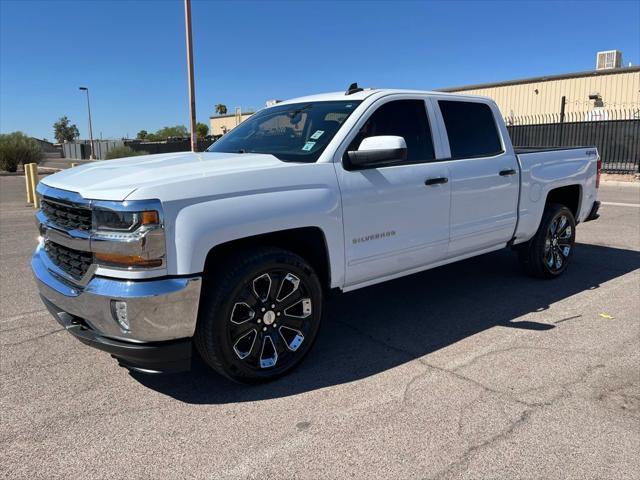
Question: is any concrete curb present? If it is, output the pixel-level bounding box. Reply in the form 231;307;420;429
600;180;640;187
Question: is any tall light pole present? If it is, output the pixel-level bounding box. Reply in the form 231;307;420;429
78;86;95;159
184;0;197;152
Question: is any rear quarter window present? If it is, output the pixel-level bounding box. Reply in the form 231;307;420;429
439;100;503;158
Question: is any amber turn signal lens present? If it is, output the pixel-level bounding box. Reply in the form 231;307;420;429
95;252;162;268
141;210;160;225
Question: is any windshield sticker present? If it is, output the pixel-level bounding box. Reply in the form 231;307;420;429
310;130;324;140
302;141;316;151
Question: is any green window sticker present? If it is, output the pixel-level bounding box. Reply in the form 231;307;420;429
310;130;324;140
302;141;316;151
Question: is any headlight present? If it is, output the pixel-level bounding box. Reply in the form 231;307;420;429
92;209;159;232
90;202;165;269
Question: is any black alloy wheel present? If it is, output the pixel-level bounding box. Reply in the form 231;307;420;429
543;210;574;274
228;269;315;370
519;203;576;278
195;248;323;383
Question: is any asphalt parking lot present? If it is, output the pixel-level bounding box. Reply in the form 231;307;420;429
1;175;639;479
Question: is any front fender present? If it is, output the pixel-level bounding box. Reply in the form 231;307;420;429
168;187;344;287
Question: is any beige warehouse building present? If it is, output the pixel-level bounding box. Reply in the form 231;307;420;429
442;65;640;124
210;52;639;132
209;111;254;136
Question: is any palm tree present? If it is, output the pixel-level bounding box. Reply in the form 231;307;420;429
215;104;228;115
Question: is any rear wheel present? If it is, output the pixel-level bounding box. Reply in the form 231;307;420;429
519;203;576;278
195;247;323;383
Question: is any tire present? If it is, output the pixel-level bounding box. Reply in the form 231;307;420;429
519;203;576;278
194;247;323;383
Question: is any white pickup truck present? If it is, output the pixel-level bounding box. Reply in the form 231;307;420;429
33;85;601;382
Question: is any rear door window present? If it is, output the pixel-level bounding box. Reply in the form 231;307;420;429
439;100;503;158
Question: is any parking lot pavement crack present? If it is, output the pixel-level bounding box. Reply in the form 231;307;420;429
334;322;598;412
580;368;640;419
418;358;534;407
333;317;419;360
517;362;606;407
0;309;47;325
417;355;623;480
429;408;534;480
1;328;64;347
449;345;595;373
400;365;432;408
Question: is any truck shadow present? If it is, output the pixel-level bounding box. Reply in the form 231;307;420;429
132;242;640;404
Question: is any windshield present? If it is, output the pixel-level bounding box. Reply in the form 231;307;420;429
207;101;361;162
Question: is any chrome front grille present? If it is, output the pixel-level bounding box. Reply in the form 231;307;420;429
44;241;93;279
36;184;166;284
41;199;92;232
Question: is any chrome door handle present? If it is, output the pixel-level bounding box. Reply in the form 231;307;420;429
425;177;448;186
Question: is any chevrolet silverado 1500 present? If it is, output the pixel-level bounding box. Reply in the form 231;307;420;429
33;85;601;382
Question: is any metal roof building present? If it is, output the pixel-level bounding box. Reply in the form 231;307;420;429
441;66;640;123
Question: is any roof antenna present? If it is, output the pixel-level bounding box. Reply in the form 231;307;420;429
345;82;364;95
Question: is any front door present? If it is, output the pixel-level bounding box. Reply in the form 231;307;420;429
336;98;451;287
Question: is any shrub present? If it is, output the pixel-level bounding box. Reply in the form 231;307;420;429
0;132;42;172
105;146;149;160
145;125;188;141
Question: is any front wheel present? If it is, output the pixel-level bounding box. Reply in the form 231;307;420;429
195;247;323;383
519;203;576;278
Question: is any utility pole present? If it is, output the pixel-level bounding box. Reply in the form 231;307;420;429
558;95;566;146
79;87;95;159
184;0;197;152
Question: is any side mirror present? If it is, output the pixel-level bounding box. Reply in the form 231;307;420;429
346;135;407;169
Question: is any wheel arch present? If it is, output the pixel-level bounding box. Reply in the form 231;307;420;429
544;184;582;219
202;227;332;291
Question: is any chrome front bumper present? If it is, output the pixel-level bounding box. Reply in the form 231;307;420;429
32;244;201;343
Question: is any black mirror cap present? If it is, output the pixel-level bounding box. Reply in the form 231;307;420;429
346;147;408;170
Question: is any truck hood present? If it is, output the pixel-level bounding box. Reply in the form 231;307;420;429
41;151;289;201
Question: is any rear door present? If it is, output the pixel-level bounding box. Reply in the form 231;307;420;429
431;98;519;256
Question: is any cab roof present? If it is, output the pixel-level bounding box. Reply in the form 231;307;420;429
277;88;488;106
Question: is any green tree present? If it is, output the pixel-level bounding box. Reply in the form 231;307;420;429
53;116;80;143
136;130;148;140
0;132;42;172
150;125;189;140
196;122;209;138
215;104;228;115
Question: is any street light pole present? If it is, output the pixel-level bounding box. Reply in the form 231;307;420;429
184;0;197;152
79;86;95;160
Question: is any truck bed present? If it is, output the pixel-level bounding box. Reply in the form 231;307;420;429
514;146;594;154
513;145;599;244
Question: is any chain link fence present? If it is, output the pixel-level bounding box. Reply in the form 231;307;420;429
62;138;216;160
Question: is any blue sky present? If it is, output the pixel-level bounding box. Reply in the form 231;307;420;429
1;0;638;140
